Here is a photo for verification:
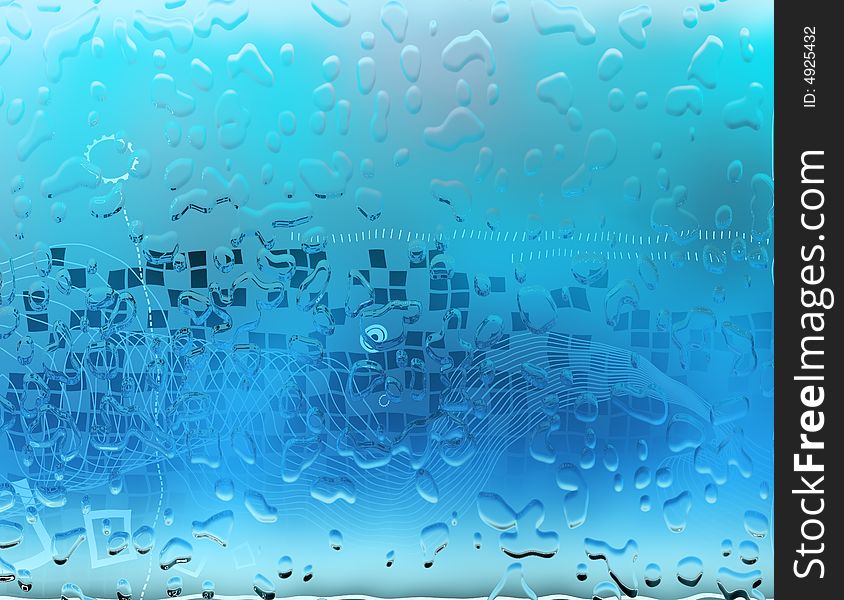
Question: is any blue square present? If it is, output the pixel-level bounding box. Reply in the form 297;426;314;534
752;311;772;329
652;332;669;348
451;292;470;308
369;249;387;268
69;268;86;288
108;269;125;290
569;287;590;311
631;310;650;330
551;288;571;308
650;352;669;372
630;331;649;347
614;311;629;331
389;271;407;286
429;293;447;310
451;272;469;290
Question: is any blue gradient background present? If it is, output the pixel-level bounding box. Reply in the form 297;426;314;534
0;0;773;598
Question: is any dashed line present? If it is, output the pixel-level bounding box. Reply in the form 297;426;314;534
123;208;153;329
268;226;770;267
294;227;769;248
139;460;164;600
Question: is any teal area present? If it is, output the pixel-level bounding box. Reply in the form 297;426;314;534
0;1;773;599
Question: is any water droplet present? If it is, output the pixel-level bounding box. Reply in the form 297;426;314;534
723;82;765;130
663;491;692;533
571;253;608;286
636;439;648;461
740;27;755;62
728;159;743;183
602;279;638;328
297;260;331;311
192;510;234;547
279;42;294;65
618;4;652;48
393;147;410;167
165;575;183;598
715;204;733;229
107;531;130;556
644;563;662;587
415;469;439;504
667;414;704;452
612;473;624;492
214;479;234;502
420;522;450;568
132;525;155;554
0;520;23;549
730;238;747;262
557;464;589;528
704;483;718;504
597;48;624;82
455;78;472;106
328;529;343;551
491;0;510;22
159;537;192;570
566;107;584;132
431;178;472;222
602;445;619;472
277;556;293;579
380;0;408;42
46;527;85;567
576;563;588;581
688;35;724;89
407;239;426;264
60;582;95;600
676;555;703;587
523;148;543;176
622;176;641;202
739;539;759;565
592;580;623;599
743;510;769;538
117;579;132;600
429;254;455;280
585;538;639;596
608;87;625;111
710;395;750;426
360;31;375;50
531;1;596;43
252;573;275;600
634;467;651;490
514;285;555;334
243;489;279;523
423;106;485;151
580;447;596;470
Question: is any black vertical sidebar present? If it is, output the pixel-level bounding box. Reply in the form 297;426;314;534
775;1;840;597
